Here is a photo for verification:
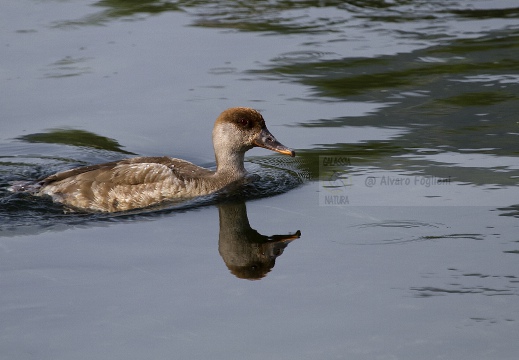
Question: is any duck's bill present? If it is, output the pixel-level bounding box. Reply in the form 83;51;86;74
253;127;296;157
267;230;302;243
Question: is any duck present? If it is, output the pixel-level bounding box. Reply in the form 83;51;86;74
26;107;295;212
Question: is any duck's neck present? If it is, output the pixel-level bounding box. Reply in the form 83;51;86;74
212;122;249;180
214;147;247;179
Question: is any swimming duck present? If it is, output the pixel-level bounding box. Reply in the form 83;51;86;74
28;107;295;212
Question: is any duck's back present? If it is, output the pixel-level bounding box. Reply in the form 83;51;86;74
37;156;214;212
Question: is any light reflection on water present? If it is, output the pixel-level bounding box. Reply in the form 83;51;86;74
1;1;519;359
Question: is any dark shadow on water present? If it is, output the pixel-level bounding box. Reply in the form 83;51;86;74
53;0;349;33
56;1;519;33
496;205;519;218
255;29;519;190
16;129;134;155
52;0;182;27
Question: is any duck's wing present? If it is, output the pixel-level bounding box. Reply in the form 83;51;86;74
40;157;210;185
38;157;213;212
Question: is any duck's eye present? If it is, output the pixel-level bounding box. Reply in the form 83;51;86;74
239;118;249;127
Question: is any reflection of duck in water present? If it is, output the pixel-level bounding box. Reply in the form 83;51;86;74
218;202;300;280
11;108;295;212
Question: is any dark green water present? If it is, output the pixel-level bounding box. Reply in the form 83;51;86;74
1;1;518;359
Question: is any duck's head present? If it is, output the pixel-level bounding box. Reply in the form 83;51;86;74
212;107;295;160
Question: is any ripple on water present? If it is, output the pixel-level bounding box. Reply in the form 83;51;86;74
350;220;486;245
411;267;519;298
272;50;339;63
353;220;443;230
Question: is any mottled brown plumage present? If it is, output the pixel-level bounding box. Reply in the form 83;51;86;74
33;107;295;212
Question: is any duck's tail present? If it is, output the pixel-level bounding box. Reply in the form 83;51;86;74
8;180;42;193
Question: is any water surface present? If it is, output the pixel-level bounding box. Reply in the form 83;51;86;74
1;1;519;359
